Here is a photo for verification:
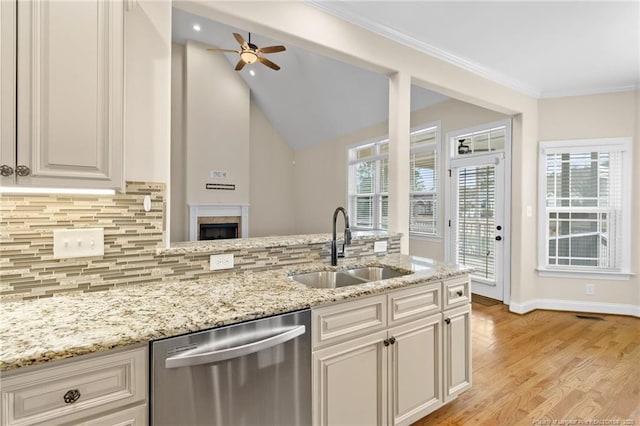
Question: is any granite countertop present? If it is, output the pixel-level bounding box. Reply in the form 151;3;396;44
160;230;399;254
0;254;469;373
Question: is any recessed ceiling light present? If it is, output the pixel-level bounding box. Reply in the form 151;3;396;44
249;69;256;76
193;24;201;31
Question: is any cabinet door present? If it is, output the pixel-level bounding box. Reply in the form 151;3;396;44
66;403;147;426
16;0;124;190
388;314;443;426
443;304;472;401
0;0;16;186
313;330;388;426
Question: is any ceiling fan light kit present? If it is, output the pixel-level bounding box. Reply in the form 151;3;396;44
207;32;286;71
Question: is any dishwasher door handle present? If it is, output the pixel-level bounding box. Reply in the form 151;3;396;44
165;325;306;369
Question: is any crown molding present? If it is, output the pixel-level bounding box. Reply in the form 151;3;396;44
539;84;639;99
307;0;541;98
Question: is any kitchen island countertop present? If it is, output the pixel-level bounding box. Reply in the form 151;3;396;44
0;254;469;372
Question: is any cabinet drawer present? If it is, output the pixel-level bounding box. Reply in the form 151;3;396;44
312;295;387;349
388;282;441;326
1;346;147;426
443;276;470;309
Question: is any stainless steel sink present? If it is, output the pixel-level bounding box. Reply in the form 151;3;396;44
290;267;410;289
343;267;406;281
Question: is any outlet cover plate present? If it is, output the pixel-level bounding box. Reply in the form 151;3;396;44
210;253;234;271
374;241;388;253
53;228;104;259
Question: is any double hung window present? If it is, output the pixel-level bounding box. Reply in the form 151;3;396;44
348;140;388;230
410;125;439;236
538;138;631;276
347;123;441;234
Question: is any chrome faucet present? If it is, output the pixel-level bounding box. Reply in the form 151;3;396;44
331;207;352;266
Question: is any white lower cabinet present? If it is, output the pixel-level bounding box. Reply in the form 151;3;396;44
443;304;472;401
389;314;442;426
312;275;471;426
313;330;388;426
0;346;147;426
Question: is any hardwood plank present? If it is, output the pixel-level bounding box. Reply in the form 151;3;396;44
412;303;640;426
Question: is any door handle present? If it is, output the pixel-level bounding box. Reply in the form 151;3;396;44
495;236;502;241
165;325;305;369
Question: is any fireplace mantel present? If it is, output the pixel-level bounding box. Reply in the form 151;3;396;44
188;204;249;241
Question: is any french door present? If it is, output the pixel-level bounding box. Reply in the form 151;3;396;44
446;121;510;302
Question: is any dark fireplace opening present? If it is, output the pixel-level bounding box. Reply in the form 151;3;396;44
199;223;238;240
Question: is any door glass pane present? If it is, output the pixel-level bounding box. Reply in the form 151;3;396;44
456;165;496;280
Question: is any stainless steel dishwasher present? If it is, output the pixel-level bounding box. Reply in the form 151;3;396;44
151;309;311;426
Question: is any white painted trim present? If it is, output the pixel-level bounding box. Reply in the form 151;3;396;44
509;299;640;318
540;84;639;99
188;204;249;241
537;137;632;275
306;0;540;98
536;268;634;281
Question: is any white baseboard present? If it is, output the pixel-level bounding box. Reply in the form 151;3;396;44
509;299;640;317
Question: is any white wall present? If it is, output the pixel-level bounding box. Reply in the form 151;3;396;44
184;40;250;205
534;90;639;313
171;42;297;239
249;99;297;236
293;98;508;237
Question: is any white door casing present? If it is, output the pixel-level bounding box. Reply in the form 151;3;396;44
445;120;511;302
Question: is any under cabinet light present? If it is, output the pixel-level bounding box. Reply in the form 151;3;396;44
0;187;116;195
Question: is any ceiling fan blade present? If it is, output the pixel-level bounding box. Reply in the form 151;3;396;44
235;59;246;71
233;32;249;49
257;45;286;54
207;48;241;53
258;56;280;71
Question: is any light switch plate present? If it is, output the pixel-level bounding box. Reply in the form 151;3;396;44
374;241;388;253
210;253;234;271
53;228;104;259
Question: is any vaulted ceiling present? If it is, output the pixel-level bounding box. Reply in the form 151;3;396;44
172;7;448;150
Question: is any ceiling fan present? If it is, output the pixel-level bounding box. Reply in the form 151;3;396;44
207;32;286;71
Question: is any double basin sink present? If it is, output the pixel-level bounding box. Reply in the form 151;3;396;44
290;266;410;289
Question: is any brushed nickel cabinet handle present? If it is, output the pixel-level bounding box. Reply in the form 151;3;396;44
0;165;13;176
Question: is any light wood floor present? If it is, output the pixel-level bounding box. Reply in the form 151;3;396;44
413;302;640;426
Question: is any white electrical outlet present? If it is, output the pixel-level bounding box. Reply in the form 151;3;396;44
210;253;234;271
53;228;104;259
585;284;595;295
374;240;388;253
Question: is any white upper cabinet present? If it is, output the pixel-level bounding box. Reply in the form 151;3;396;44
1;0;125;190
0;1;17;186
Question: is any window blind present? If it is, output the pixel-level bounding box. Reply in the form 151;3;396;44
457;165;496;280
545;150;624;269
410;126;438;236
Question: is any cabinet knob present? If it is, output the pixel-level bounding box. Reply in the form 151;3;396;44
0;165;13;176
15;165;31;177
388;337;396;345
383;339;390;347
445;318;451;325
63;389;81;404
456;290;464;297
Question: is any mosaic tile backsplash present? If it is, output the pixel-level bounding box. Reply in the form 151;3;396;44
0;182;400;300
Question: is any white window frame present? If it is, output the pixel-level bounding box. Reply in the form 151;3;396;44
347;137;389;231
537;137;633;280
409;122;441;240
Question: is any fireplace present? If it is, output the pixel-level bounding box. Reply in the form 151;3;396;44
197;216;241;240
188;204;249;241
